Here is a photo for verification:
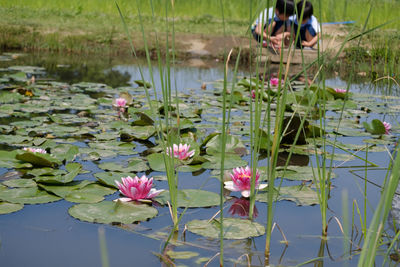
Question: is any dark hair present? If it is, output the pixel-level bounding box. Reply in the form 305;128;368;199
276;0;295;16
297;0;313;20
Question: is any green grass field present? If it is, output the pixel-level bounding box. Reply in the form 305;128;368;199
2;0;399;28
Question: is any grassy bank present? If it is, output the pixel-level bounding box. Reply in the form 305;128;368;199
0;0;399;72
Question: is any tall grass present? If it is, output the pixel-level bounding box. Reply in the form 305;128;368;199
1;0;400;29
116;0;181;228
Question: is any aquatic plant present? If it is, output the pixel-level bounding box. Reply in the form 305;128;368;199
114;175;163;202
23;147;47;154
114;97;127;108
334;88;347;93
224;166;267;198
383;121;392;134
269;77;281;86
166;143;195;160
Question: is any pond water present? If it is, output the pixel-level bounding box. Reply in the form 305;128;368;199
0;51;399;267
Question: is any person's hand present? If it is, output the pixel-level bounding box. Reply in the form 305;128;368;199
301;41;310;47
269;36;279;46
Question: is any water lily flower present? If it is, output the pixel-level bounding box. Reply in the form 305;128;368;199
229;197;258;218
115;97;127;108
115;175;164;202
270;78;282;86
383;121;392;135
224;166;267;198
23;147;47;154
166;143;195;160
334;88;347;94
251;90;256;99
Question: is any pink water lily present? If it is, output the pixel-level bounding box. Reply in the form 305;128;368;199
114;97;127;108
334;88;347;94
23;147;47;154
269;78;282;87
251;90;256;99
114;175;164;202
166;143;195;160
383;121;392;135
224;166;267;198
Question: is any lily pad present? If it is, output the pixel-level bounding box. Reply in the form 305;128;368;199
16;150;61;168
363;119;386;135
68;201;158;224
256;185;319;206
0;202;24;214
186;218;265;239
204;134;247;156
154;189;220;208
166;251;199;260
3;179;37;188
147;153;199;172
98;158;149;173
120;126;156;141
93;172;134;188
0;186;61;204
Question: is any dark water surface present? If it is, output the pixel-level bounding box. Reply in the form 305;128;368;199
0;51;399;267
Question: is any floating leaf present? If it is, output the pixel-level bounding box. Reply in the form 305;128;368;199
202;153;247;170
94;172;134;188
204;134;247;156
154;189;220;208
186;218;265;239
256;185;319;206
16;151;61;168
98;158;149;173
363;119;386;135
0;202;24;214
33;163;82;184
120;125;156;140
0;186;61;204
134;80;152;88
166;251;199;260
3;179;37;188
68;201;158;224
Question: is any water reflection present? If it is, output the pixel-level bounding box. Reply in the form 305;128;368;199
228;197;258;218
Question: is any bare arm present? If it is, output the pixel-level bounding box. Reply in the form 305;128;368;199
302;32;321;48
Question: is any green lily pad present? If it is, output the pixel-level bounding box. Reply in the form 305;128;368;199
202;153;247;170
363;119;386;135
16;151;61;168
0;202;24;214
166;251;199;260
39;181;115;203
33;163;82;184
38;180;94;198
134;80;152;88
98;157;149;173
256;185;319;206
68;201;158;224
0;134;32;145
154;189;220;208
186;218;265;239
64;192;105;203
3;179;37;188
274;166;335;181
93;172;134;188
50;144;79;162
147;153;198;172
0;186;61;204
88;141;136;156
120;126;156;141
204;134;247;156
